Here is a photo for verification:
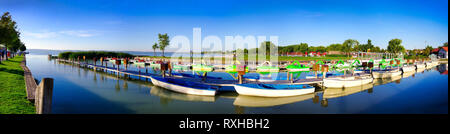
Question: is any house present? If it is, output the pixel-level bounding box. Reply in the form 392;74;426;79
438;47;448;59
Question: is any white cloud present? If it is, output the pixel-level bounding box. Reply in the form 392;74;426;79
23;31;58;38
59;30;100;37
23;30;102;38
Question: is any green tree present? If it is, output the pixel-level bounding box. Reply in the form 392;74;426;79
152;43;159;56
387;38;405;54
19;43;26;52
444;42;448;47
297;43;308;52
342;39;359;57
259;41;277;55
424;45;433;56
326;43;342;51
158;33;170;57
0;12;20;59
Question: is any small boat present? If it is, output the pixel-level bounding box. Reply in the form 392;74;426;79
333;60;352;69
416;63;426;69
372;68;402;79
150;76;217;96
323;74;373;88
256;61;280;72
150;86;216;102
149;61;161;68
225;61;249;73
234;83;315;97
192;64;214;72
401;65;416;73
285;61;310;72
305;72;342;79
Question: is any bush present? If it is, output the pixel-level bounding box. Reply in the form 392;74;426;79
58;51;134;60
325;54;347;57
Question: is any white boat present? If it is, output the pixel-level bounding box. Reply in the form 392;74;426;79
401;66;416;73
234;84;315;97
372;69;402;79
150;86;216;102
416;64;426;69
323;75;373;88
149;76;216;96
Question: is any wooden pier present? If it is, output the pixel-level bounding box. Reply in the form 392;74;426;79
56;59;324;86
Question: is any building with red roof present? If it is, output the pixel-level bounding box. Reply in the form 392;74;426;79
438;47;448;59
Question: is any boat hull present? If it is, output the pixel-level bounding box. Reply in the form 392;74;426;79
234;84;315;97
416;64;426;69
372;70;402;79
401;66;416;73
323;76;373;88
150;77;216;96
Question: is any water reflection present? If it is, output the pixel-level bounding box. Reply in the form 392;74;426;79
25;55;448;113
323;84;374;99
233;93;315;107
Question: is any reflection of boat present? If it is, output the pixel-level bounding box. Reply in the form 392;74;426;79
323;84;374;99
402;71;415;78
234;83;315;97
373;74;403;86
256;61;280;72
323;74;373;88
233;93;314;107
150;86;216;102
372;68;401;79
286;61;310;72
150;76;217;96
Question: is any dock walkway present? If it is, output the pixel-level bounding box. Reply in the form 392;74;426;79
57;59;324;86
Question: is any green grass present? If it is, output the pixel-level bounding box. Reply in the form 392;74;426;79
0;56;35;114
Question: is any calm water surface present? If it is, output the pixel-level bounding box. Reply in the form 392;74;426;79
26;55;448;114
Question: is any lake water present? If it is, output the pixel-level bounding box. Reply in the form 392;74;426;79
26;54;448;114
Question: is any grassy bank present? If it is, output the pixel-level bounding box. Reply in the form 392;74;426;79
0;56;35;114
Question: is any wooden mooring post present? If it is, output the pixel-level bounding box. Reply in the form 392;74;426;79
35;78;54;114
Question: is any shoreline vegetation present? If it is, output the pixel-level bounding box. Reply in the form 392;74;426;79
0;56;35;114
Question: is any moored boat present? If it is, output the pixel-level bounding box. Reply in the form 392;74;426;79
416;63;426;69
401;65;416;73
256;61;280;72
372;68;402;79
234;83;315;97
150;76;217;96
285;61;310;72
323;74;373;88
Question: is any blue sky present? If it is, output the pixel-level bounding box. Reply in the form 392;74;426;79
0;0;448;51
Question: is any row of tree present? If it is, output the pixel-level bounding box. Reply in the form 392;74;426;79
0;12;27;60
278;39;405;55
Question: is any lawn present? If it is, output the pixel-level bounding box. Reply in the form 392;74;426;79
0;56;35;114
